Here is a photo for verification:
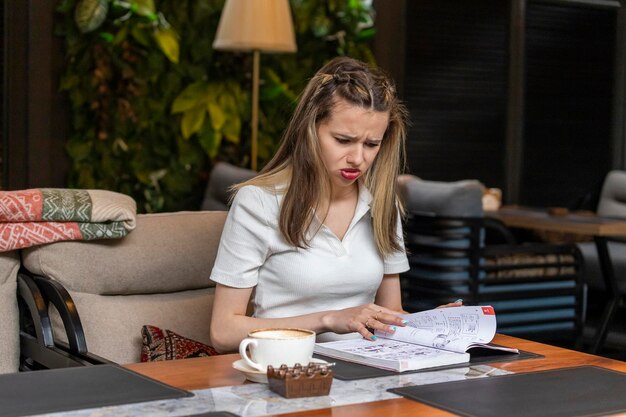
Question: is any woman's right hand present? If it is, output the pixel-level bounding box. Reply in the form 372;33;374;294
321;303;407;341
437;299;463;309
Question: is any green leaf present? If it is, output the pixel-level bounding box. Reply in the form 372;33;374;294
60;74;80;91
133;0;158;22
171;81;208;114
99;32;114;43
135;0;156;15
198;127;222;158
153;27;180;64
348;0;361;10
74;0;109;33
113;26;128;45
207;101;226;131
181;106;206;139
135;169;152;185
66;139;93;161
161;72;182;96
130;26;151;47
178;137;205;167
356;27;376;41
261;69;294;101
77;166;96;188
218;91;238;115
222;116;241;144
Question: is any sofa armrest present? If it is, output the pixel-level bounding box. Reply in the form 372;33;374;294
18;270;110;370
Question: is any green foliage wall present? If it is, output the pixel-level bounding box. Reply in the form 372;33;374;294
57;0;376;212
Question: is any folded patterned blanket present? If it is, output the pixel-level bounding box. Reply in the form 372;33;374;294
0;188;137;252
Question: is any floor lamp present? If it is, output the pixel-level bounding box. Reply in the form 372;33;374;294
213;0;297;171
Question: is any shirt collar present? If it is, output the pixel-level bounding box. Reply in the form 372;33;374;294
274;180;372;209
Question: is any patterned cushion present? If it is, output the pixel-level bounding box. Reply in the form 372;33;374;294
140;325;219;362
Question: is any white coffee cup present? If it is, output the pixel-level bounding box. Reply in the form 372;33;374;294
238;328;316;372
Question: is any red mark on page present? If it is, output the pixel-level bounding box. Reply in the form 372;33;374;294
481;306;495;315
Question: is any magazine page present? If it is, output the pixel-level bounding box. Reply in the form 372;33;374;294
376;306;498;354
314;337;470;372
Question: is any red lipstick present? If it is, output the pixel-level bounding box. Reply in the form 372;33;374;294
340;169;361;180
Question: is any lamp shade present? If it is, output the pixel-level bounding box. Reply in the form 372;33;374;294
213;0;297;53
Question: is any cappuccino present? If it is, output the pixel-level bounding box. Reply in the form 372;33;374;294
239;328;315;372
249;329;312;339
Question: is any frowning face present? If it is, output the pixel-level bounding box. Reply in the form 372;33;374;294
317;98;390;195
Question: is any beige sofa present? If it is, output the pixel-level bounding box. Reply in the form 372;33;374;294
0;210;227;373
0;252;20;373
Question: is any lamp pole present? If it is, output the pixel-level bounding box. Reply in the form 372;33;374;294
213;0;296;171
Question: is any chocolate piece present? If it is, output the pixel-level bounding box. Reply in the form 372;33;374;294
267;362;333;398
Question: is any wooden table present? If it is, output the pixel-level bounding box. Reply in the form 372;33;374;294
489;206;626;353
488;206;626;236
126;334;626;417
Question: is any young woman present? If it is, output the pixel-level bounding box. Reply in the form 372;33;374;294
209;57;456;352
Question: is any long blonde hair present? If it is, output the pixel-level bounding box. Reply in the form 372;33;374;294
237;57;408;255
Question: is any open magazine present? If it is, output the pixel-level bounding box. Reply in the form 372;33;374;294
314;306;518;372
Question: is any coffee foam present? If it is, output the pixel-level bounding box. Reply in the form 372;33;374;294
250;329;313;339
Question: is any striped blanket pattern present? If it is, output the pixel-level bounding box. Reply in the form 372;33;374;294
0;188;137;252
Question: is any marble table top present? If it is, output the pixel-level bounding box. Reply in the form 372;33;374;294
35;365;509;417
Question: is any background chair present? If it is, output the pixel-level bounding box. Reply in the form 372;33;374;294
399;175;585;345
201;162;256;211
576;170;626;351
577;170;626;292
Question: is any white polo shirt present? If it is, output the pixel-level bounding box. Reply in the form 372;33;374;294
209;183;410;340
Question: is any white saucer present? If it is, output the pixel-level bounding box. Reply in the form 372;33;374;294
232;358;330;383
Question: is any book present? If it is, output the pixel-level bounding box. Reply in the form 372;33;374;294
314;305;518;372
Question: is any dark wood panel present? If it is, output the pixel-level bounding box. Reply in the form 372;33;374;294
521;2;616;207
2;2;69;190
3;0;29;189
406;141;505;184
403;0;509;189
0;2;3;189
27;1;69;188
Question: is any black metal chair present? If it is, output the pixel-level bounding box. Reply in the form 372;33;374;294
576;170;626;352
401;213;585;345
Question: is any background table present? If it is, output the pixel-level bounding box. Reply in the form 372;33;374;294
489;206;626;353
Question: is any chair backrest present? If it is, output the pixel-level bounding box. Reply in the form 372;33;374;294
597;170;626;218
398;175;484;217
398;175;487;287
201;162;256;211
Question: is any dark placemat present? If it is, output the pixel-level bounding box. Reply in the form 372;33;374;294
389;366;626;417
0;364;193;417
315;345;541;380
